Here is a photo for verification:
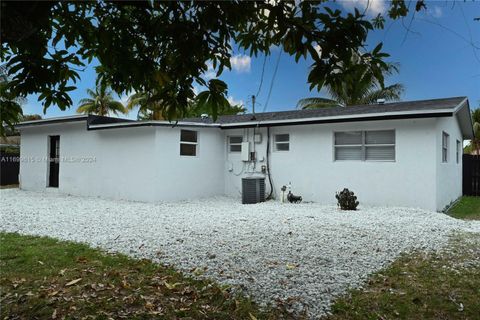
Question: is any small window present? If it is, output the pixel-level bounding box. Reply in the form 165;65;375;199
180;130;197;156
274;134;289;151
442;132;449;163
334;130;395;161
229;136;243;152
456;139;461;164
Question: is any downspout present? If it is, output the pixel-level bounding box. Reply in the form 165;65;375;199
266;126;274;200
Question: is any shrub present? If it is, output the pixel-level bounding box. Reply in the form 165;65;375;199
336;188;359;210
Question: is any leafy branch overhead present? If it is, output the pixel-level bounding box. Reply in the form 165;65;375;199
1;1;426;123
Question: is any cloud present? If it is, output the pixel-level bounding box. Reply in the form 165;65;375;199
230;54;251;73
204;61;217;80
430;6;442;18
339;0;387;17
228;96;244;107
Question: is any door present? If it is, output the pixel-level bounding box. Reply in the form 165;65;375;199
48;136;60;187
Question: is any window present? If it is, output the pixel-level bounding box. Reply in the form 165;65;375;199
228;136;243;152
456;139;461;164
274;134;289;151
180;130;198;156
442;132;449;163
334;130;395;161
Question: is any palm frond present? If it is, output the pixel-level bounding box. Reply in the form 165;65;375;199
296;97;342;109
360;83;404;105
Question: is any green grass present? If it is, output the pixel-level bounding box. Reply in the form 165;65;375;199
328;233;480;320
448;196;480;220
0;232;293;319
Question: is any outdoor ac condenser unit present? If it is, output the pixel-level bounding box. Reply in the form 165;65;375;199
242;177;265;204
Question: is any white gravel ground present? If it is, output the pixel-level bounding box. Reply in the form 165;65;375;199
1;189;479;318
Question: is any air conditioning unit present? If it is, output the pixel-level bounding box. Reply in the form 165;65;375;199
242;177;265;204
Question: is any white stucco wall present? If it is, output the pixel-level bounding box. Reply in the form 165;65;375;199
151;126;225;201
18;123;225;202
18;115;465;211
435;116;463;211
224;118;441;210
19;122;158;202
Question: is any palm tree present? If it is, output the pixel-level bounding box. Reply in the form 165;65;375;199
297;52;404;109
127;82;245;121
126;91;166;120
466;107;480;154
76;82;127;116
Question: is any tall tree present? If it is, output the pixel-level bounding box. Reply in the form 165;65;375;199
0;65;25;136
465;107;480;154
127;81;246;121
1;1;426;127
76;82;127;117
297;49;404;109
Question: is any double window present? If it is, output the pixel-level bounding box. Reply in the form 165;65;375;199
334;130;395;161
180;130;198;156
228;136;243;152
274;134;290;151
442;132;449;163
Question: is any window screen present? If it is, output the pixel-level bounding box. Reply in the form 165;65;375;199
229;136;243;152
180;130;198;156
334;130;395;161
456;139;460;164
275;134;290;151
442;132;449;163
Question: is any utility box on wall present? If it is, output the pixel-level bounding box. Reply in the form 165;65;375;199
241;142;250;161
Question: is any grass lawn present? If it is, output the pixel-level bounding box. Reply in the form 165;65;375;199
448;196;480;220
328;233;480;320
0;232;291;320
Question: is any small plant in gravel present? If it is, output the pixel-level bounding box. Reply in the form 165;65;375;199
336;188;359;210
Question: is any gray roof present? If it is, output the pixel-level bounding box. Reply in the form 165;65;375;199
183;96;467;124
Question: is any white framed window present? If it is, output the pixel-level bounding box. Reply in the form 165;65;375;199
180;129;198;156
228;136;243;152
456;139;461;164
274;134;289;151
442;132;449;163
334;130;395;161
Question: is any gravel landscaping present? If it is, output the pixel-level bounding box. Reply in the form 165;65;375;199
1;189;479;318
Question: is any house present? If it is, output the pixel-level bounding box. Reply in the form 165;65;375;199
15;96;473;211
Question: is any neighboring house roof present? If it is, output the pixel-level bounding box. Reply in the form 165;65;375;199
15;97;474;139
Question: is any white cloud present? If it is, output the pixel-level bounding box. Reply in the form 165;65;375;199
230;54;251;73
228;96;244;107
430;6;443;18
339;0;386;17
204;61;217;80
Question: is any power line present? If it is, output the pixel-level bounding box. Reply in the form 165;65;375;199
255;55;268;98
262;50;282;113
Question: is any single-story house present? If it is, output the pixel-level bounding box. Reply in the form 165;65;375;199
15;96;473;211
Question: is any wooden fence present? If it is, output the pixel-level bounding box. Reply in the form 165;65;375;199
463;154;480;196
0;152;19;186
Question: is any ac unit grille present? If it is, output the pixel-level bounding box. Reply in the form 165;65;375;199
242;177;265;204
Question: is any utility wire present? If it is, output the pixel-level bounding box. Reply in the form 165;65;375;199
262;50;282;113
255;55;268;98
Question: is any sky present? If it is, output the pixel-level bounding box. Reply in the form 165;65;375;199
22;0;480;119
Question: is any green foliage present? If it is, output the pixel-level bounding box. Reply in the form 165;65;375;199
335;188;359;211
297;51;404;109
76;82;127;116
0;66;25;136
463;106;480;154
127;80;245;121
1;1;424;122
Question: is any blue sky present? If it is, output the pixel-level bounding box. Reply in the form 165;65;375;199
23;0;480;119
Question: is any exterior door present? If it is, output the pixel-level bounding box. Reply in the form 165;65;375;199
48;136;60;187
